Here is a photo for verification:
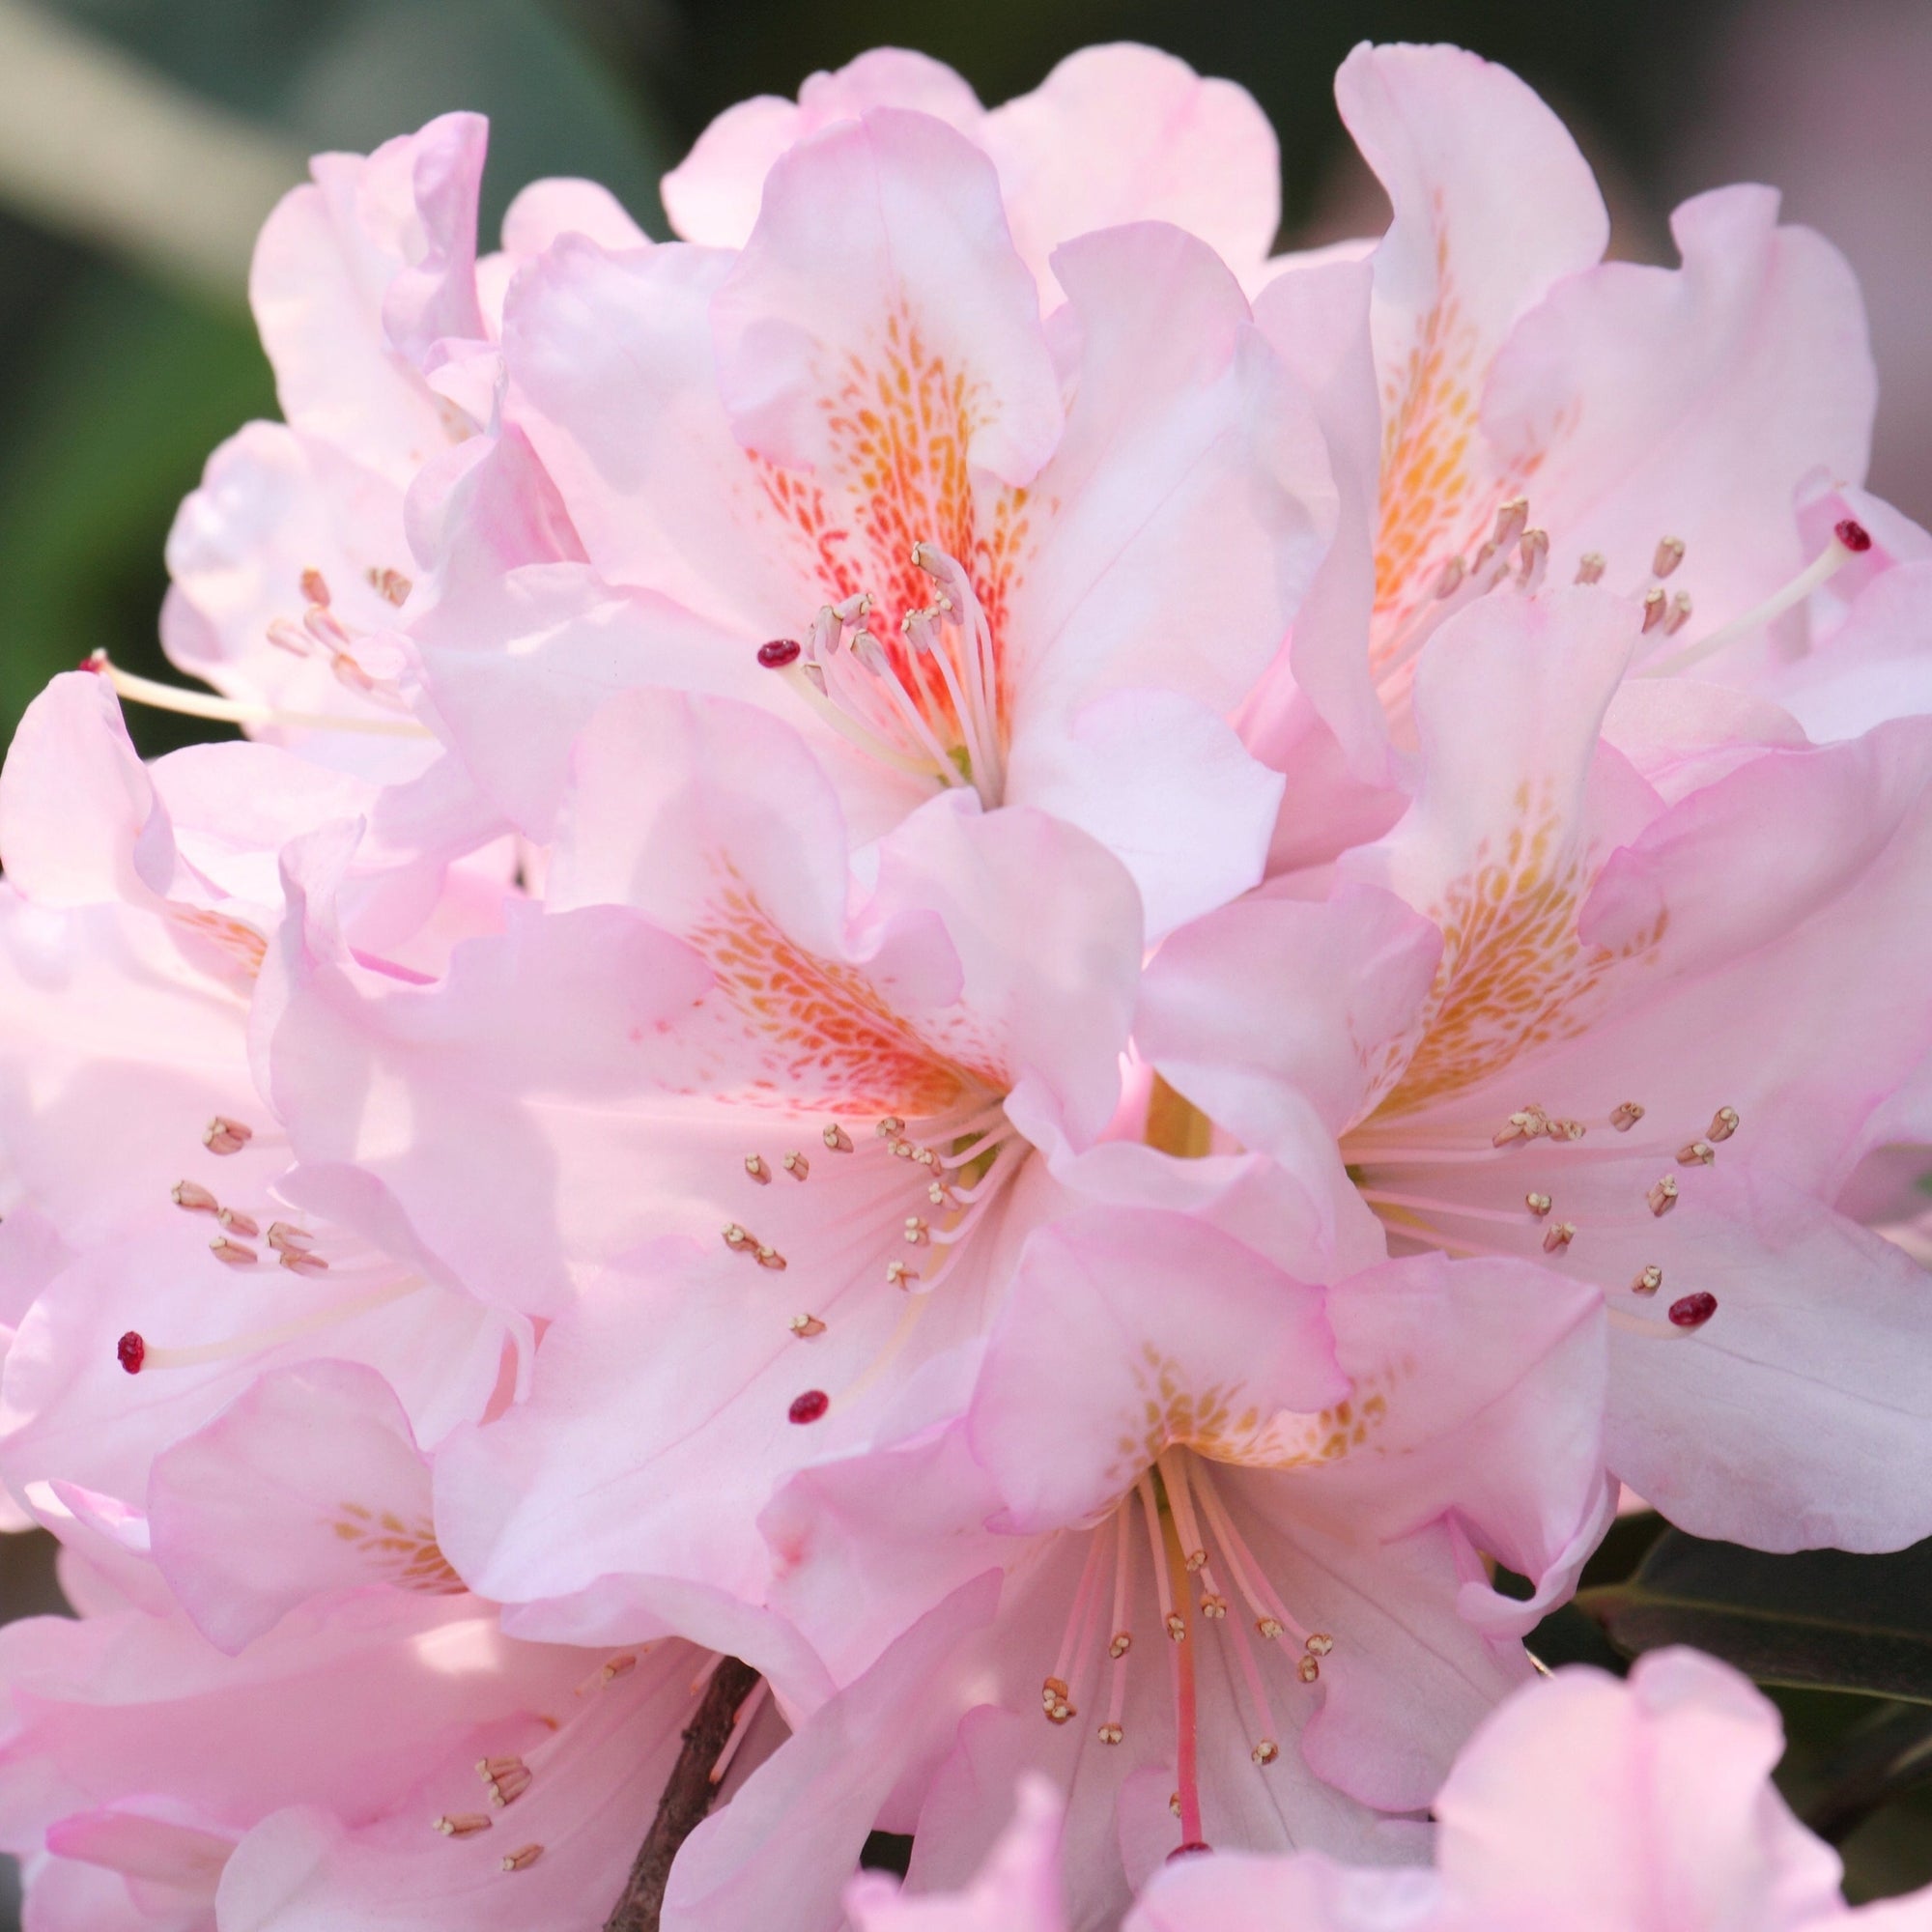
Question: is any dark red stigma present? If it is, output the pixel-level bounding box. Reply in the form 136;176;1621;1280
1166;1841;1213;1862
116;1331;147;1375
757;639;802;668
1835;518;1873;554
77;651;105;674
1668;1292;1719;1330
787;1389;830;1426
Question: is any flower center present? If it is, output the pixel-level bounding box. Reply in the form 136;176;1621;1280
758;541;1007;807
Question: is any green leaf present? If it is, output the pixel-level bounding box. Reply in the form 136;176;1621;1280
1578;1530;1932;1705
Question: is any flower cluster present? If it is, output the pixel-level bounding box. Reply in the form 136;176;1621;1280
0;37;1929;1932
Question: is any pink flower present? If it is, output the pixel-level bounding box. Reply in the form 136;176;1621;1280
660;1207;1609;1930
1144;586;1932;1551
1130;1648;1932;1932
421;98;1334;935
662;45;1283;299
1244;41;1889;810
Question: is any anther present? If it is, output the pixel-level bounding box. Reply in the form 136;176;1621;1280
217;1208;259;1237
756;639;802;668
1183;1549;1207;1575
876;1117;905;1138
1297;1656;1321;1684
1165;1613;1188;1643
1098;1722;1124;1746
116;1331;146;1375
1108;1632;1132;1660
1677;1141;1716;1167
1518;527;1549;590
1304;1634;1334;1657
1434;555;1465;598
299;568;330;606
789;1313;826;1339
1525;1192;1552;1218
1669;1292;1719;1329
602;1655;638;1682
1836;519;1873;554
367;566;412;606
1256;1617;1284;1641
1492;496;1529;552
279;1248;329;1275
1542;1221;1577;1254
1664;591;1692;635
1610;1102;1645;1132
500;1844;544;1873
1708;1106;1740;1143
1647;1176;1679;1217
754;1246;787;1271
788;1389;830;1425
1200;1593;1228;1620
1632;1264;1663;1296
433;1814;492;1837
204;1117;253;1155
885;1259;919;1289
477;1756;531;1806
781;1151;810;1181
822;1123;854;1153
1493;1107;1547;1147
1652;536;1686;579
267;1222;314;1253
210;1236;258;1266
744;1154;771;1185
1252;1739;1280;1766
171;1179;218;1214
1641;587;1668;633
1549;1119;1586;1141
1576;552;1607;584
721;1223;754;1251
903;1217;928;1245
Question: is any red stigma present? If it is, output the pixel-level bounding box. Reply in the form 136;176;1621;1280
787;1389;830;1426
1835;518;1873;554
116;1331;147;1375
757;639;802;668
77;652;105;674
1166;1841;1213;1862
1668;1292;1719;1330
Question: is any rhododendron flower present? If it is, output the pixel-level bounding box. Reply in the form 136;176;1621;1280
421;95;1334;935
1144;587;1932;1550
1243;40;1894;814
1132;1648;1932;1932
661;1208;1609;1930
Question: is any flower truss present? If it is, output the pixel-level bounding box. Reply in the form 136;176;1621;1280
0;34;1927;1932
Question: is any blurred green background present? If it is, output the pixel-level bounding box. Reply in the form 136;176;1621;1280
2;0;1931;1917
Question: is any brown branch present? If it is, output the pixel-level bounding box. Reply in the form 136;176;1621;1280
605;1655;762;1932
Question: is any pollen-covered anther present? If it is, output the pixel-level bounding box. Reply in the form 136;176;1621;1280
722;1223;754;1252
1610;1101;1646;1132
210;1236;258;1266
1632;1264;1663;1296
1708;1106;1740;1143
744;1153;771;1185
1664;591;1693;636
1576;551;1607;584
1677;1140;1717;1167
279;1248;329;1275
433;1813;492;1838
1518;527;1549;590
1525;1191;1552;1218
1098;1722;1124;1746
1549;1119;1586;1142
500;1844;543;1873
822;1123;854;1153
1542;1220;1577;1254
1652;536;1687;579
602;1654;638;1683
1433;555;1465;598
903;1216;929;1245
885;1259;919;1289
171;1179;218;1214
478;1756;531;1806
754;1245;787;1271
217;1208;260;1237
1648;1176;1680;1217
789;1313;826;1339
1165;1612;1188;1643
1199;1593;1228;1620
1297;1656;1321;1684
875;1116;905;1139
926;1180;954;1207
1108;1631;1132;1660
1304;1633;1334;1657
204;1116;253;1155
1183;1548;1207;1574
1252;1739;1280;1767
1641;586;1668;633
267;1222;314;1253
1493;1106;1548;1147
781;1151;810;1182
1492;495;1530;553
368;566;412;607
1256;1617;1284;1641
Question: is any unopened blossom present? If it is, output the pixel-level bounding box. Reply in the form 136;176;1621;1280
1242;39;1893;831
662;1208;1609;1930
1131;1648;1932;1932
418;96;1334;935
1143;586;1932;1550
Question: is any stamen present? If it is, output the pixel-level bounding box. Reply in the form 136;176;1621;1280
1610;1102;1645;1132
1652;536;1686;579
1632;1264;1663;1296
1157;1451;1208;1573
788;1313;826;1339
92;656;431;739
1664;591;1692;636
710;1679;770;1787
745;1154;771;1185
171;1179;218;1214
1156;1496;1206;1854
1434;555;1465;598
1647;1176;1679;1217
210;1236;258;1266
1641;587;1668;633
1518;527;1548;591
1542;1220;1576;1253
1524;1191;1552;1218
1642;521;1871;676
433;1814;492;1838
217;1208;259;1236
204;1117;254;1155
822;1124;854;1153
781;1151;810;1181
1708;1106;1739;1143
1676;1141;1716;1167
500;1844;543;1873
478;1756;531;1806
1576;552;1607;584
